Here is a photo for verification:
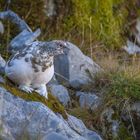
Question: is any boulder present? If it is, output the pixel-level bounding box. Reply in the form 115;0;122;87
67;115;102;140
0;54;6;74
0;120;15;140
121;102;140;139
76;91;101;111
0;21;4;34
124;40;140;54
54;42;101;89
9;29;41;54
48;84;70;106
0;87;102;140
44;0;56;17
100;108;120;139
42;132;68;140
133;18;140;45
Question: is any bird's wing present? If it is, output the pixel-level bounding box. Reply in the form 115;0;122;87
25;44;54;72
8;41;54;72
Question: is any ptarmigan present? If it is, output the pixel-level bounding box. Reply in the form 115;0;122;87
5;40;67;99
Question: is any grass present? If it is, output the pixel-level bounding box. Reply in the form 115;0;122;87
93;53;140;100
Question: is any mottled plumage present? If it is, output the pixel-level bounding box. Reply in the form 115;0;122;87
5;40;67;98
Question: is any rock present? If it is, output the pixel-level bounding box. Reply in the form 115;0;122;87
121;102;140;139
42;132;68;140
131;102;140;117
130;102;140;139
44;0;56;17
101;108;120;139
9;29;41;54
0;87;102;140
0;76;5;83
54;41;101;89
0;54;6;74
76;92;101;111
44;0;71;19
124;40;140;54
133;18;140;45
48;84;70;106
0;120;15;140
125;18;140;55
0;21;4;34
67;115;102;140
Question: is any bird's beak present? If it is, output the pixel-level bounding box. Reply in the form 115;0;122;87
63;42;70;50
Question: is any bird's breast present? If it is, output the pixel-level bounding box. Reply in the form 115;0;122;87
32;64;54;86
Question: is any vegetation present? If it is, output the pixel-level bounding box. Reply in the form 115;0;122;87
94;54;140;100
67;53;140;139
0;0;140;53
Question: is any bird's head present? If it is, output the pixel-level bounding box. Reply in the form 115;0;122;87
47;40;68;56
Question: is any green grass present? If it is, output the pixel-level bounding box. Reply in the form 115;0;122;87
107;72;140;100
94;67;140;100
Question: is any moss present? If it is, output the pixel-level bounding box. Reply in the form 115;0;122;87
0;79;67;119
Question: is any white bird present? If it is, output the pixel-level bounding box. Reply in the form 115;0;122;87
5;40;67;99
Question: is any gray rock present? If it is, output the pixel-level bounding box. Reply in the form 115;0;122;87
44;0;56;17
131;102;140;117
67;115;102;140
42;132;68;140
100;108;120;139
9;29;41;54
124;18;140;55
54;41;101;89
76;92;101;111
0;87;102;140
133;18;140;45
124;40;140;54
0;21;4;34
0;120;15;140
131;103;140;139
48;84;70;106
0;54;6;74
121;102;140;139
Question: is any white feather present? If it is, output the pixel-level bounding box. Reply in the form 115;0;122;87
5;53;54;98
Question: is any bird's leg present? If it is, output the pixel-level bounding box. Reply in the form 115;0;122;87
35;84;48;99
19;85;34;93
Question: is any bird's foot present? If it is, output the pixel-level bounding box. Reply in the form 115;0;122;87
19;85;33;93
35;85;48;99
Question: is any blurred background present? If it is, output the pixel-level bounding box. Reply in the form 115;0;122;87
0;0;140;56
